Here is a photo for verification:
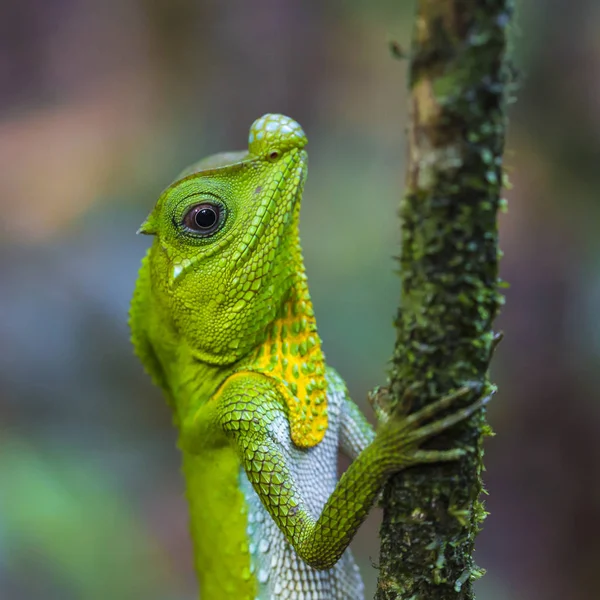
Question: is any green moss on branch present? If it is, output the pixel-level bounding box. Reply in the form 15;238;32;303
375;1;513;599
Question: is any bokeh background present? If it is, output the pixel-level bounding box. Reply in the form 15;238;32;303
1;1;599;599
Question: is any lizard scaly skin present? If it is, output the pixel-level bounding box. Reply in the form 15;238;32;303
129;114;488;600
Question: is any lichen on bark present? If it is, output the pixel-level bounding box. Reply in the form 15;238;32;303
375;1;514;599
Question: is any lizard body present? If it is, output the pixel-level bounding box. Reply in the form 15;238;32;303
130;114;487;600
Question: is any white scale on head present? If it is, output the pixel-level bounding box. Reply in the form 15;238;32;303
172;258;192;280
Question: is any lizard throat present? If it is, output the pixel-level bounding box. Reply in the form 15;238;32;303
242;278;328;448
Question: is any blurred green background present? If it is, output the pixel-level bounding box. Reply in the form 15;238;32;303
1;1;599;599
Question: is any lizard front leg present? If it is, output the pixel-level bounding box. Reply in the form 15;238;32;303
203;371;490;571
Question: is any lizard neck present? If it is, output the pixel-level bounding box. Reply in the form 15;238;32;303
243;266;329;448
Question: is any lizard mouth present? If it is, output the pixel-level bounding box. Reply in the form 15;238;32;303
290;161;307;208
233;151;306;269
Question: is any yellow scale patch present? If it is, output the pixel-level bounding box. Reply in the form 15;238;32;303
247;292;328;448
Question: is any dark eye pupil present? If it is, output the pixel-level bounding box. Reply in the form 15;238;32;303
182;203;222;235
194;207;217;229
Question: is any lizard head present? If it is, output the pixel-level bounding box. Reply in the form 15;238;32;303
140;114;309;364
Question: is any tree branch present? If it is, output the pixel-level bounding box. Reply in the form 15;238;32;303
375;1;513;598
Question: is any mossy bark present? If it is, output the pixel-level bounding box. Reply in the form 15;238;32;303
375;2;513;599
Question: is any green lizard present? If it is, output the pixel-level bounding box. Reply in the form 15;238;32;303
129;114;490;600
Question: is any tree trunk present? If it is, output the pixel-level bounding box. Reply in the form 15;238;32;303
375;1;514;599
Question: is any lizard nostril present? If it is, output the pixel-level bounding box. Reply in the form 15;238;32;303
269;151;280;161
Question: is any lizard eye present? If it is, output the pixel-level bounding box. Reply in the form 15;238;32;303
182;203;223;235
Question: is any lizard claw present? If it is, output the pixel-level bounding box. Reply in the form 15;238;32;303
375;385;495;471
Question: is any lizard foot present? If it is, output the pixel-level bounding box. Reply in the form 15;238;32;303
375;384;495;470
